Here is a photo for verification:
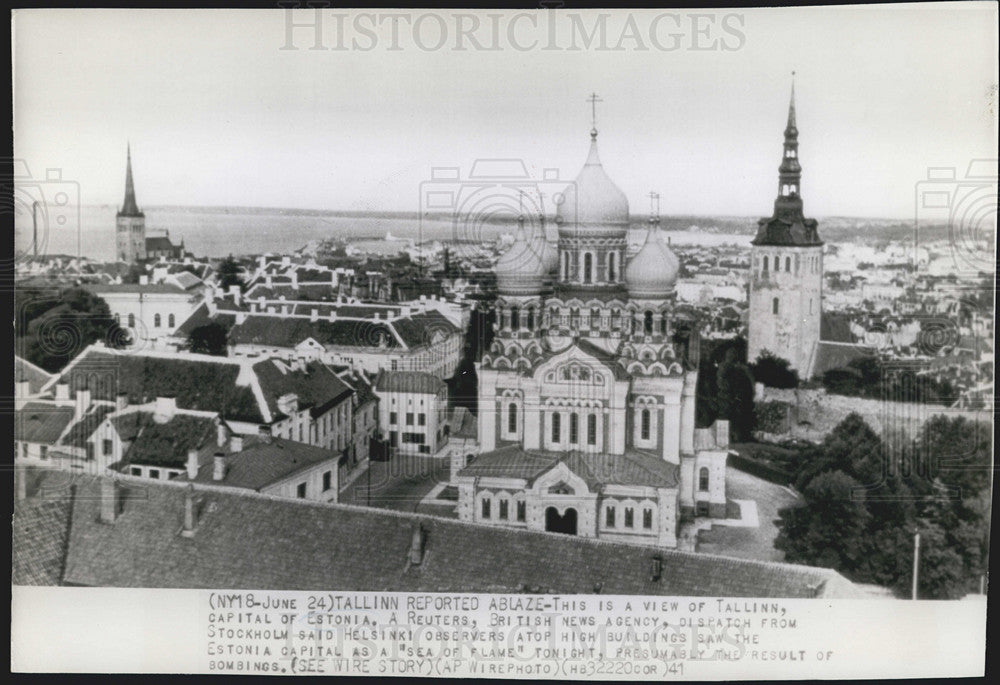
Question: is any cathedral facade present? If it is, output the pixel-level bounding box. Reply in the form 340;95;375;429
456;124;730;549
747;84;823;377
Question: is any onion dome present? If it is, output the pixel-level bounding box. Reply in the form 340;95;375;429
533;219;560;275
625;223;680;299
555;130;629;237
496;220;548;296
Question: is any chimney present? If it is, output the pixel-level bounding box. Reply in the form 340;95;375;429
115;392;129;412
15;468;27;501
186;449;200;479
235;311;247;325
99;477;120;524
408;523;426;565
55;382;70;402
258;255;266;270
181;485;198;538
15;379;31;399
139;275;149;285
265;274;273;287
230;435;243;453
401;306;411;317
153;396;177;423
228;284;241;306
310;308;318;322
328;311;337;322
281;256;290;267
290;270;298;290
74;387;92;420
650;556;663;582
212;452;227;481
217;422;227;447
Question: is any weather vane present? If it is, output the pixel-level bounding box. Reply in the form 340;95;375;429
648;191;661;220
587;92;602;133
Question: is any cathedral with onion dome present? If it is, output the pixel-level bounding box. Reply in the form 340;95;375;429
455;112;731;549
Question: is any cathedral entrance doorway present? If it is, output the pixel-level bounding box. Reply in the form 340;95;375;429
545;507;577;535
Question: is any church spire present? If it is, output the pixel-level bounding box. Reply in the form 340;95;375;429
786;74;797;133
119;143;142;217
775;72;802;214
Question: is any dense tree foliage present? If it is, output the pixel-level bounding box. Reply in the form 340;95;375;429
695;336;755;441
775;413;991;598
750;351;799;389
217;256;243;292
188;322;229;356
822;356;956;404
16;287;126;372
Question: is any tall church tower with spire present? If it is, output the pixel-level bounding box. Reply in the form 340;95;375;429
748;77;823;377
116;144;146;263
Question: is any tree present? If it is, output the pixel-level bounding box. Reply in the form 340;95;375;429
217;256;243;292
18;287;125;373
188;322;229;356
751;351;799;388
716;347;755;442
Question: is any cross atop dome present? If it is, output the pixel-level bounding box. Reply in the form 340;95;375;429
587;92;603;138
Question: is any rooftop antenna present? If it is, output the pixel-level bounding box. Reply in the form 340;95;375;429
587;92;603;137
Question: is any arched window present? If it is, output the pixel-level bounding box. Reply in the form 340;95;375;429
643;509;653;529
569;413;579;444
660;317;667;335
551;412;561;443
510;306;520;331
785;256;791;272
526;307;534;330
168;313;175;328
481;497;491;518
762;256;769;272
128;313;135;328
587;414;597;445
508;402;518;434
699;467;710;491
772;297;779;315
499;498;509;520
644;311;653;335
562;252;570;280
591;308;600;327
611;311;620;329
641;409;651;440
608;252;617;282
583;253;593;283
154;313;161;328
624;507;634;527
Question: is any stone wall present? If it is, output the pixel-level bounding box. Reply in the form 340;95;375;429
755;386;987;442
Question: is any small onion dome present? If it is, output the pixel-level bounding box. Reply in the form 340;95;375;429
625;224;680;299
534;224;560;275
555;131;629;237
496;220;547;296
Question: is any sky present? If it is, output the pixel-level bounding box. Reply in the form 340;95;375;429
12;4;998;219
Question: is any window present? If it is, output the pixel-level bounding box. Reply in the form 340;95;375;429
128;313;135;328
154;313;161;328
389;411;397;425
660;317;667;335
481;498;491;519
608;252;617;282
569;413;578;444
391;360;398;371
625;508;634;528
510;306;520;331
551;412;561;443
499;499;509;520
699;467;710;492
587;414;597;446
168;313;175;328
644;311;653;335
406;412;414;426
643;509;653;529
418;413;426;426
606;506;616;527
39;445;48;459
785;256;791;272
526;307;534;330
297;482;307;498
562;252;570;280
583;253;593;283
516;500;526;522
772;297;779;315
762;256;768;272
641;409;651;441
508;403;518;434
149;468;160;479
130;467;142;476
322;471;332;492
103;439;113;456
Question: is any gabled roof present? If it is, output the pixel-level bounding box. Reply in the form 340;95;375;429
15;355;55;393
810;341;872;379
145;236;176;252
252;359;353;419
58;474;865;596
122;412;219;468
229;316;400;350
13;470;74;585
61;405;115;448
16;402;75;445
179;437;338;491
459;445;680;489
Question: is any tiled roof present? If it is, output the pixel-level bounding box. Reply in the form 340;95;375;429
169;270;202;290
123;413;219;468
145;236;176;252
179;437;338;491
751;216;822;247
173;303;237;337
14;355;54;393
811;341;872;378
252;359;353;419
51;349;264;423
821;312;854;343
13;478;73;585
61;405;115;448
60;475;864;596
16;402;75;445
460;446;680;489
229;316;400;349
86;283;189;295
244;284;339;301
375;370;445;395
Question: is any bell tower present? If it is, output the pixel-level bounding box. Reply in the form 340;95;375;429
748;75;823;378
116;143;146;263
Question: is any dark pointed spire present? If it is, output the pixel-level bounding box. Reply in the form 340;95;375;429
119;143;143;217
786;72;797;134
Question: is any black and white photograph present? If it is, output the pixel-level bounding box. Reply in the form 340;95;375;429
9;4;995;677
